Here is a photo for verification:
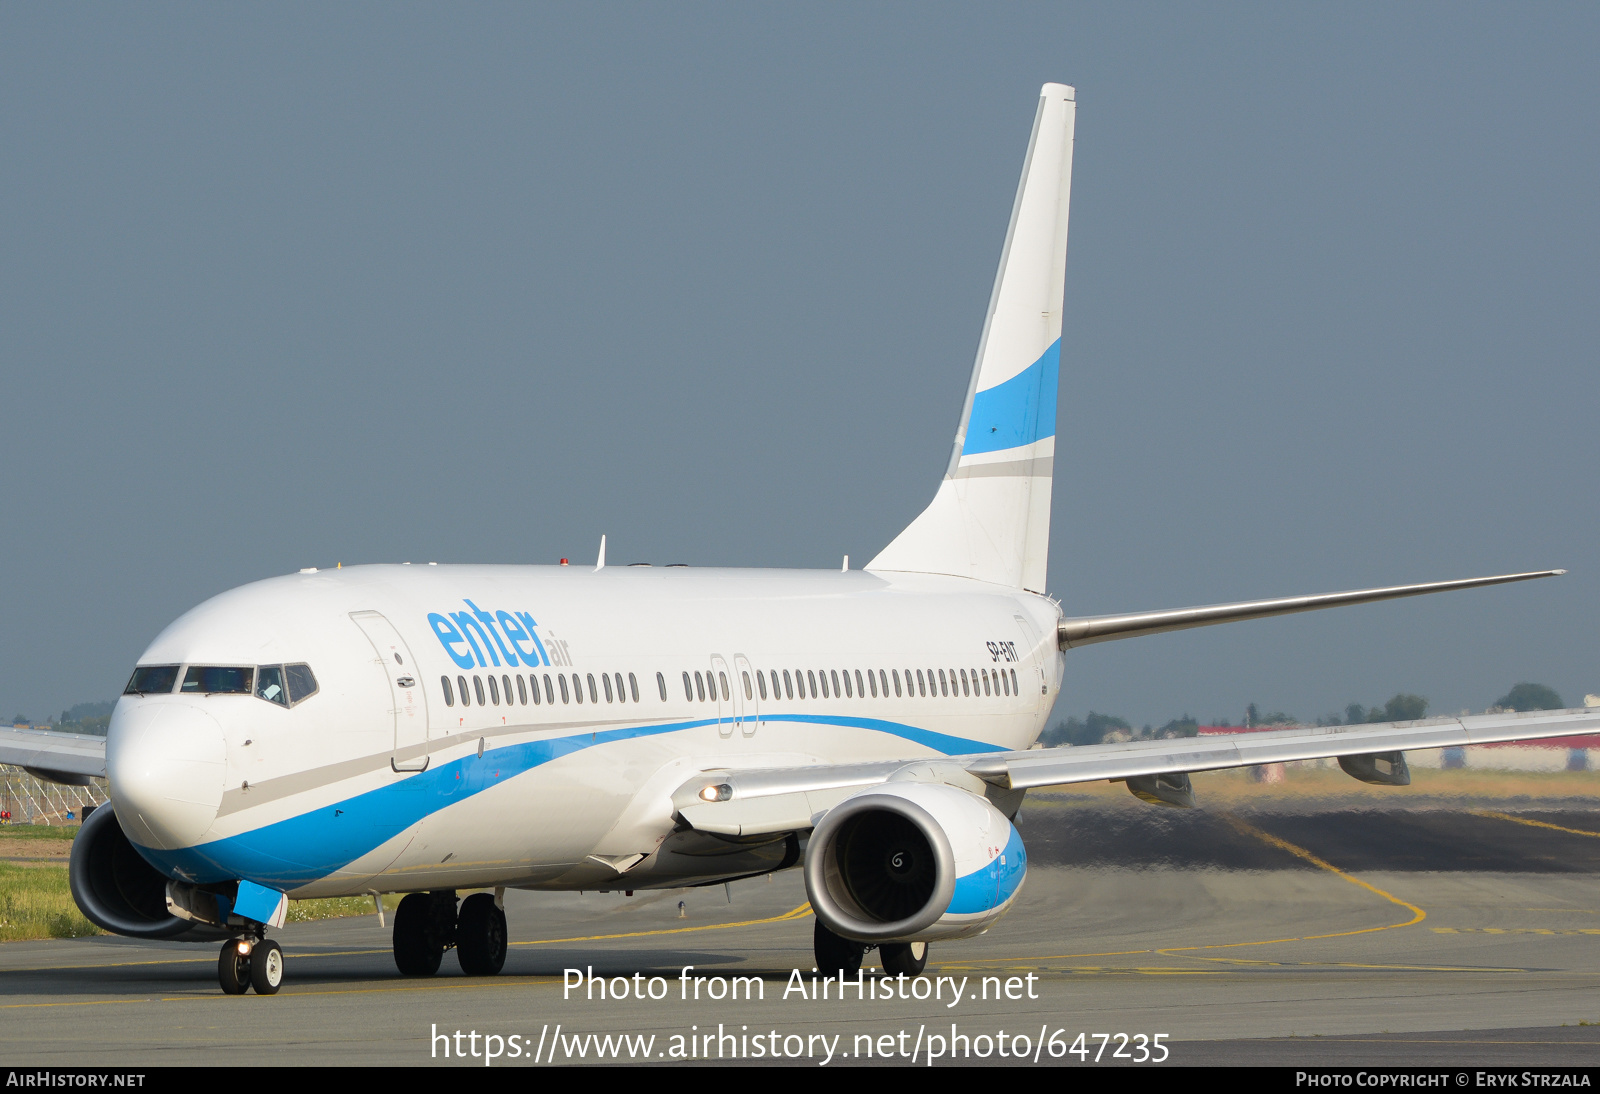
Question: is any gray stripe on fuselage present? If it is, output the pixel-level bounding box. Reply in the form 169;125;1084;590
216;716;655;818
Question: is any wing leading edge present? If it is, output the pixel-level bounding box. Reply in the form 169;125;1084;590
0;727;108;785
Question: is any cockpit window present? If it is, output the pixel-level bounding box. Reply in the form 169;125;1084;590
285;663;318;704
256;665;288;707
181;666;254;694
124;665;180;695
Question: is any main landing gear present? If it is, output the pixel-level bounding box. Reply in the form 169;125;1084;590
393;890;507;977
217;935;285;996
813;920;929;977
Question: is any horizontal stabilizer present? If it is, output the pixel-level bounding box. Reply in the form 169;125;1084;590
1056;570;1564;649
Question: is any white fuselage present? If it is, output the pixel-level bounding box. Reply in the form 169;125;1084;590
107;563;1064;899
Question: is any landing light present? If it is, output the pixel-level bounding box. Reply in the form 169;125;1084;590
699;784;732;803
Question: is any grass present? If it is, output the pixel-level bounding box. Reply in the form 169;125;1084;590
0;824;80;841
286;894;400;923
0;823;396;940
0;863;98;940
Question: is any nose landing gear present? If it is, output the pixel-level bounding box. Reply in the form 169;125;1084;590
217;934;285;995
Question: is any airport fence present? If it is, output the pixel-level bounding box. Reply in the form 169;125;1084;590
0;766;107;825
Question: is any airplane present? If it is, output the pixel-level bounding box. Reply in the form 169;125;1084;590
3;82;1596;997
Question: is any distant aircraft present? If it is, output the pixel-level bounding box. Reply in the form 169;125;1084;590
3;83;1592;997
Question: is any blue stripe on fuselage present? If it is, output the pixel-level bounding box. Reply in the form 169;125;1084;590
133;714;1005;889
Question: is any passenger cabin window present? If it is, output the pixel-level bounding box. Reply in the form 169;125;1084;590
757;672;767;700
474;676;486;705
517;675;527;705
718;672;729;701
543;674;555;703
182;666;254;695
488;675;500;705
559;675;570;703
782;670;794;699
441;675;455;706
124;665;180;695
656;672;667;701
617;673;628;703
682;672;693;701
256;666;288;707
528;674;541;704
602;673;613;702
458;675;471;706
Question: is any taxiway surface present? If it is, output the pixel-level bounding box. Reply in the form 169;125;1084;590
4;788;1599;1067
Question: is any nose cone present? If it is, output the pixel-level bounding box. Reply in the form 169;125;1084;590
107;702;226;850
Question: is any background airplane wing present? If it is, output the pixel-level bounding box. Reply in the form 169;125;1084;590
675;706;1600;835
0;727;108;784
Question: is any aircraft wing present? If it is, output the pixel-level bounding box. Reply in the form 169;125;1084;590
675;706;1600;836
0;727;108;784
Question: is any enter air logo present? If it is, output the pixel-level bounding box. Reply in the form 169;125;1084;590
428;601;551;670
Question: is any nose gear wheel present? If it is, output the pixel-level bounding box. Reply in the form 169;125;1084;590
218;943;251;995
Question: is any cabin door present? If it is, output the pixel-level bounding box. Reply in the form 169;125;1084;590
1012;613;1048;713
350;611;431;771
709;654;734;738
734;654;757;736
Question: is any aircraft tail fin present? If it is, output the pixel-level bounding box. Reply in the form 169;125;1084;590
867;83;1075;593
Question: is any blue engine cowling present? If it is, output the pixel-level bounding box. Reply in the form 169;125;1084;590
803;781;1026;943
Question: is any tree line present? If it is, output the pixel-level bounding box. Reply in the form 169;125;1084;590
1040;682;1566;748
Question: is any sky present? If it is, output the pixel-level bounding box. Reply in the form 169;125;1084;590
2;4;1596;728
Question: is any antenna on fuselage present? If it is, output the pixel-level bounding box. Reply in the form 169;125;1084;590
595;534;607;572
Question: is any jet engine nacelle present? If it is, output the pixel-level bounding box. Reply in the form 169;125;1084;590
68;804;226;941
804;781;1026;944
